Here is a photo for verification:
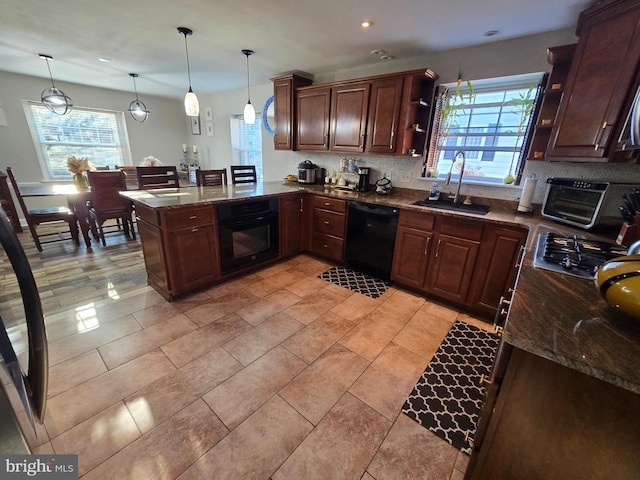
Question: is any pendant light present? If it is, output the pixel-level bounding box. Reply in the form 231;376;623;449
128;73;150;122
178;27;199;117
39;54;73;115
242;49;255;124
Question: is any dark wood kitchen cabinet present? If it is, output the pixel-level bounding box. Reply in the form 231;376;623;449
280;193;308;257
272;74;313;150
366;77;404;154
310;195;346;262
398;69;438;157
392;210;483;305
329;82;370;152
467;225;527;317
424;216;482;304
546;0;640;160
135;203;220;300
465;345;640;479
296;87;332;151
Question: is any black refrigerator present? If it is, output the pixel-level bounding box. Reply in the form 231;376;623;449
0;208;48;453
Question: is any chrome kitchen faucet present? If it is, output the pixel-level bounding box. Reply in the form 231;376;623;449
445;150;466;203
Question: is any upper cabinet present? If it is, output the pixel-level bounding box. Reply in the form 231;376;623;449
545;0;640;161
278;68;438;155
271;74;313;150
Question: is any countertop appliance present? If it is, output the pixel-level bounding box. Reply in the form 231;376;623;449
541;177;638;229
617;83;640;152
0;209;48;453
297;160;316;184
532;232;627;279
217;198;279;274
356;167;371;192
345;201;399;281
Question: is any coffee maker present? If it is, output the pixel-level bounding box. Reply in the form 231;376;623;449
357;167;371;192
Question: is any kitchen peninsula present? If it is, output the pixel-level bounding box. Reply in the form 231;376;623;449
122;181;640;478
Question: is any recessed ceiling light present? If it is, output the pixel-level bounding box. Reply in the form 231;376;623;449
98;57;112;63
379;55;394;61
370;49;385;56
361;20;373;28
484;30;499;37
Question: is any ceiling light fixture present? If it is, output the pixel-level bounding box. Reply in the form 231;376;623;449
178;27;199;117
242;49;255;124
361;20;373;28
127;73;149;123
484;30;499;37
39;54;72;115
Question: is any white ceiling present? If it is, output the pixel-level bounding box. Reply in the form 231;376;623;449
1;0;594;99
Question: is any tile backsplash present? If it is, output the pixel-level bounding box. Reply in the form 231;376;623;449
288;152;640;205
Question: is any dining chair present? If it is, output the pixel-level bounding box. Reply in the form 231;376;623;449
196;168;227;186
230;165;257;185
6;167;80;252
136;166;180;190
86;171;136;246
116;165;139;189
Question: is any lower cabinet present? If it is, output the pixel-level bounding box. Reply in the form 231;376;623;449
391;209;526;317
309;195;347;262
135;203;220;300
466;345;640;479
280;193;307;257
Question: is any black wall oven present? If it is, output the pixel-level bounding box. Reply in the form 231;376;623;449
217;198;279;274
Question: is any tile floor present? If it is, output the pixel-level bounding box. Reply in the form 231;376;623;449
1;229;493;479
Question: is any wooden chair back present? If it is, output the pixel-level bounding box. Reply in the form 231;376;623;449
87;171;135;246
116;165;139;189
6;167;79;251
230;165;257;185
136;166;180;190
196;168;227;186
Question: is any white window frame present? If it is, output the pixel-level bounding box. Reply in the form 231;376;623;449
424;72;544;186
22;100;132;180
230;114;263;180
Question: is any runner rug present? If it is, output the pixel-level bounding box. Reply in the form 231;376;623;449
402;320;500;455
318;266;390;298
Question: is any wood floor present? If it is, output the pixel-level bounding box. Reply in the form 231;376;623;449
0;221;489;479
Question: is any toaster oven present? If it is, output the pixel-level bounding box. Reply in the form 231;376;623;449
541;177;638;230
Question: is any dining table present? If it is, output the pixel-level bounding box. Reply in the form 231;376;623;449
19;184;94;248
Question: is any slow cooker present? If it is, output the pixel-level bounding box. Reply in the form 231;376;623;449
298;160;316;184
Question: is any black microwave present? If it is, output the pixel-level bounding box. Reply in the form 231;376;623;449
541;178;638;230
617;84;640;152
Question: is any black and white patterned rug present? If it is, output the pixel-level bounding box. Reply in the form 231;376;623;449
402;321;499;455
318;266;390;298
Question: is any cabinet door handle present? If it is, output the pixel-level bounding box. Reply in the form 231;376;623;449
435;239;441;258
594;121;611;150
360;134;365;148
514;245;525;268
324;134;329;148
299;198;303;213
424;237;430;256
390;130;395;150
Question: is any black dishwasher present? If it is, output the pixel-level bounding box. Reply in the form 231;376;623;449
345;201;399;281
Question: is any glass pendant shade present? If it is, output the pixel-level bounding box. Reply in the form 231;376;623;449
128;73;149;122
178;27;199;117
39;54;72;115
244;101;255;124
242;49;255;124
184;88;200;117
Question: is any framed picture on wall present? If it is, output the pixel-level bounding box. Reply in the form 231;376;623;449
191;116;201;135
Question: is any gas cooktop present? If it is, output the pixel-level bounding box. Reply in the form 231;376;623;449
532;232;628;279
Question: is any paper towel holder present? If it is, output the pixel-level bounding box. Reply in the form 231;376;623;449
516;175;537;214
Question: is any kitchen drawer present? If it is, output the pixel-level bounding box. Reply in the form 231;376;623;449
311;232;344;262
162;206;215;230
438;216;483;241
313;209;346;238
312;195;347;213
398;209;435;231
135;202;160;226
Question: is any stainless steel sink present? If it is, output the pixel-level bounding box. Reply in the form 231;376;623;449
411;199;490;215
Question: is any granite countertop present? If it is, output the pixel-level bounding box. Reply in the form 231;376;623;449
121;180;640;394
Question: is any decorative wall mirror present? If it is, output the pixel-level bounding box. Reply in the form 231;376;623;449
262;95;275;136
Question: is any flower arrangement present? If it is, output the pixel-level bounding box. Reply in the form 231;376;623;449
139;156;163;166
66;155;92;174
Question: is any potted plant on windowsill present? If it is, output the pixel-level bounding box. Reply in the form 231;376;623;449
504;85;536;184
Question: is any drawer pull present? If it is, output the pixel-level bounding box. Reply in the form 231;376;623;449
324;221;330;225
189;215;197;220
324;202;331;206
323;244;329;248
191;227;199;232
